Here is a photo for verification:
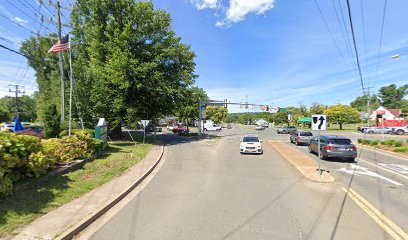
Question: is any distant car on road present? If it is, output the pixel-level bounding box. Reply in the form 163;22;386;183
204;122;221;131
255;125;265;130
172;125;189;134
147;126;162;132
276;126;296;134
390;125;408;135
240;134;263;154
167;124;177;131
363;127;391;134
290;130;313;145
1;124;14;132
309;135;357;161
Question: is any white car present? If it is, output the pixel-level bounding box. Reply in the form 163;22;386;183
167;125;176;131
255;125;265;130
240;134;263;154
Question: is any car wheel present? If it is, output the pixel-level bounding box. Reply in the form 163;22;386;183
319;153;326;160
348;158;356;162
295;140;299;146
368;130;374;134
282;130;286;134
290;138;293;143
397;130;404;135
308;145;313;153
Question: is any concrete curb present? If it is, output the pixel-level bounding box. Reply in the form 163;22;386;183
355;143;408;159
267;140;335;183
55;145;165;240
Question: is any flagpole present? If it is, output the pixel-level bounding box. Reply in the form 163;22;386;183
68;48;73;136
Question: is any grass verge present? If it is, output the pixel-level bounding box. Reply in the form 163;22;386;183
0;141;152;237
237;124;254;131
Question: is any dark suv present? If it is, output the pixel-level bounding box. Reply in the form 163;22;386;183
290;130;313;145
309;135;357;161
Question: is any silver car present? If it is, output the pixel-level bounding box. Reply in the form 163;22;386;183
309;135;357;161
364;127;391;134
290;130;313;145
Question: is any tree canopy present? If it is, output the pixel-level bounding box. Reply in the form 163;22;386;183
350;94;380;112
206;106;228;123
378;84;408;110
324;104;360;129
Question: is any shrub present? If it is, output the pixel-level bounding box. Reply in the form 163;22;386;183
43;104;60;138
59;129;95;138
394;141;403;147
357;139;363;143
382;139;403;147
26;152;52;177
362;139;371;145
393;147;408;153
371;140;380;146
0;175;13;197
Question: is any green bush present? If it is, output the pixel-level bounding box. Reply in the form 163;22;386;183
0;175;13;197
43;104;60;138
362;139;371;145
371;140;380;146
357;139;363;143
381;139;403;147
393;147;408;153
394;141;403;147
26;152;52;177
59;129;95;138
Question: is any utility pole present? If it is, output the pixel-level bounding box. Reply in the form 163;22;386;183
8;84;25;116
56;0;65;123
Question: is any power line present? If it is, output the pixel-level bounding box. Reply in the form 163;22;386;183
0;43;34;60
330;0;354;61
0;12;36;34
345;0;365;92
360;0;370;86
373;0;388;88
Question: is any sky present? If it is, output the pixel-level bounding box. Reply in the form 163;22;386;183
1;0;408;113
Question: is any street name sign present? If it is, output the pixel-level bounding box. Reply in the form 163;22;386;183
312;114;327;131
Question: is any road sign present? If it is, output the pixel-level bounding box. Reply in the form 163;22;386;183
299;117;311;123
312;114;327;131
141;120;150;128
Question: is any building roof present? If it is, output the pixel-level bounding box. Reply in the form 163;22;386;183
369;107;401;117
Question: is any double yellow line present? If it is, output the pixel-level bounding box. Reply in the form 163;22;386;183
342;187;408;240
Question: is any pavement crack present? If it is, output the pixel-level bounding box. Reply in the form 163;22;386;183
286;207;303;240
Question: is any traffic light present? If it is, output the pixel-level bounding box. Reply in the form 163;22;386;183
266;105;269;111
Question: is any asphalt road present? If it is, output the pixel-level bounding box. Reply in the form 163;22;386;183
88;125;408;240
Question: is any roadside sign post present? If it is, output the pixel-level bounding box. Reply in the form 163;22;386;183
312;114;327;175
141;120;150;144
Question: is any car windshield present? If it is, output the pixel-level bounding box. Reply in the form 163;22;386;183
300;132;313;136
328;139;352;145
243;137;259;142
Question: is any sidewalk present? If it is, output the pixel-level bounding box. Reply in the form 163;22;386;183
14;145;164;240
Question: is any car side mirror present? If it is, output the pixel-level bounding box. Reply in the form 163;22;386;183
260;140;263;143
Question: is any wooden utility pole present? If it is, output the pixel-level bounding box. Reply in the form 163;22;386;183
56;1;65;123
8;84;25;116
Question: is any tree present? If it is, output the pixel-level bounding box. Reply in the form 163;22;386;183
309;102;327;114
206;106;228;123
378;84;408;109
323;104;360;130
350;94;380;112
0;95;37;122
175;87;208;124
43;104;60;138
271;112;288;125
70;0;197;137
0;105;10;123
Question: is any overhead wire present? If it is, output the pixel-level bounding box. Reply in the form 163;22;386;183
373;0;388;89
345;0;365;92
360;0;370;89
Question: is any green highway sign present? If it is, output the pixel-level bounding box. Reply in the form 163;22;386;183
298;117;311;122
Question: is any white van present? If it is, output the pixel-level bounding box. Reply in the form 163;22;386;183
203;121;222;131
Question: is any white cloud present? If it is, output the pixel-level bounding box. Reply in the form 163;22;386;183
191;0;219;10
13;17;28;25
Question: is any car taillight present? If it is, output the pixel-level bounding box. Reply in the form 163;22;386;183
351;146;357;151
324;145;335;150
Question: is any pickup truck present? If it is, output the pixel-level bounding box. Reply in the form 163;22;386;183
391;125;408;135
363;127;391;134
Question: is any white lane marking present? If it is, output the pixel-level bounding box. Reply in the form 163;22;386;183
358;158;408;181
358;145;408;162
378;163;408;174
337;164;403;186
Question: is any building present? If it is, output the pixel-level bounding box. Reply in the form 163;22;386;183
368;106;402;120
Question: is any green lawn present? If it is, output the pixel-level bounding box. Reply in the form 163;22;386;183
237;124;254;130
0;141;152;237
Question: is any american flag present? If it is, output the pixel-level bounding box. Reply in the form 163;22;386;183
48;34;70;53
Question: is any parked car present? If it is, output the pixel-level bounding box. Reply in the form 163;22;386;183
240;134;263;154
290;130;313;145
390;125;408;135
204;121;222;131
1;124;14;132
167;124;177;131
276;126;296;134
172;125;189;134
255;125;265;130
309;135;357;161
147;126;162;132
363;127;391;134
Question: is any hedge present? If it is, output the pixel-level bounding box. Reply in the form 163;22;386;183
0;130;103;197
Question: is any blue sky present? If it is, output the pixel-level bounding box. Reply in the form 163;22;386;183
1;0;407;113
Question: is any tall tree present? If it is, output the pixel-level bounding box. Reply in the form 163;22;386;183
323;104;360;130
350;94;380;112
71;0;197;137
0;105;9;123
309;102;327;114
378;84;408;109
176;87;208;124
206;106;228;123
0;95;37;122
